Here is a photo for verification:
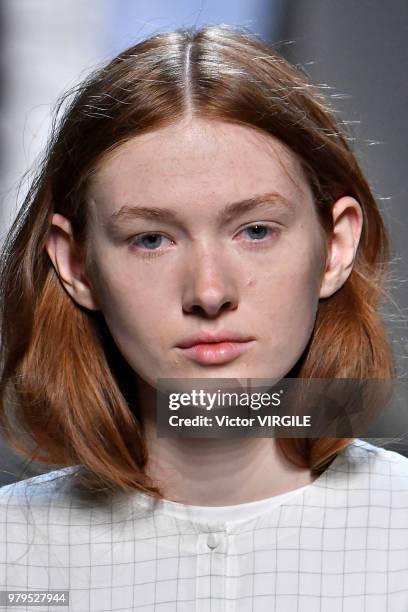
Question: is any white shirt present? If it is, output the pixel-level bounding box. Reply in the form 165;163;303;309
0;439;407;611
155;484;311;524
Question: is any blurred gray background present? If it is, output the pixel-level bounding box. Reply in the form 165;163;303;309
1;0;407;485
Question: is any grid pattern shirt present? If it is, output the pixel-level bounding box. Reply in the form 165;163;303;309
0;439;408;611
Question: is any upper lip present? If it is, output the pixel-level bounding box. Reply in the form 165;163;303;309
176;331;255;349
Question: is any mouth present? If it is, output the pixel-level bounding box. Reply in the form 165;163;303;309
176;340;255;365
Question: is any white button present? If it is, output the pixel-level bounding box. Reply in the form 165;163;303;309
206;533;219;549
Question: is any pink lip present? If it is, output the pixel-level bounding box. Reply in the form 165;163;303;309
177;340;255;365
177;331;254;349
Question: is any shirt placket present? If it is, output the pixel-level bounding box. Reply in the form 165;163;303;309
195;527;227;612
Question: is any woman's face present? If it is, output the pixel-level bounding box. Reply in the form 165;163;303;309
79;117;327;387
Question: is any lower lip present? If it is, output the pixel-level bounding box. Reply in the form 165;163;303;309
177;341;254;365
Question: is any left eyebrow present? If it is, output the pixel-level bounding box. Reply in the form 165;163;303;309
219;192;295;223
107;191;295;228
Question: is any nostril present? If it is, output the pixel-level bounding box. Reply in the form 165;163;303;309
183;299;237;318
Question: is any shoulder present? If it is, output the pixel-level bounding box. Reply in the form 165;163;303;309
322;438;408;502
0;465;134;536
0;466;80;513
0;466;89;575
0;466;93;563
339;438;408;478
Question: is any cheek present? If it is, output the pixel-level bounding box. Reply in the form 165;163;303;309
88;255;176;344
275;274;318;327
251;242;323;337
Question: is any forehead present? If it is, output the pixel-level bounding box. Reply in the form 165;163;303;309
87;118;313;220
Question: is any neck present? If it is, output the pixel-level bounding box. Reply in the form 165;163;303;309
138;381;314;506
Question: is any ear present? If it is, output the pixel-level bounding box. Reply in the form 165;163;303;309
319;196;363;298
46;213;99;311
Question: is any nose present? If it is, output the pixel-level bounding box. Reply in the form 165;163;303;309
182;244;239;318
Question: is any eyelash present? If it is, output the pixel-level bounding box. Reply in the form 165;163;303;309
127;223;280;258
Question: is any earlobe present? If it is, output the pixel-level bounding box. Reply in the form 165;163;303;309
319;196;363;299
46;213;99;311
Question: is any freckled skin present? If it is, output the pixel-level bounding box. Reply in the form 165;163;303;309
84;117;326;386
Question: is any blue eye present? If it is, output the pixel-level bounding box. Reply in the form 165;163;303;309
133;233;169;250
241;224;272;240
